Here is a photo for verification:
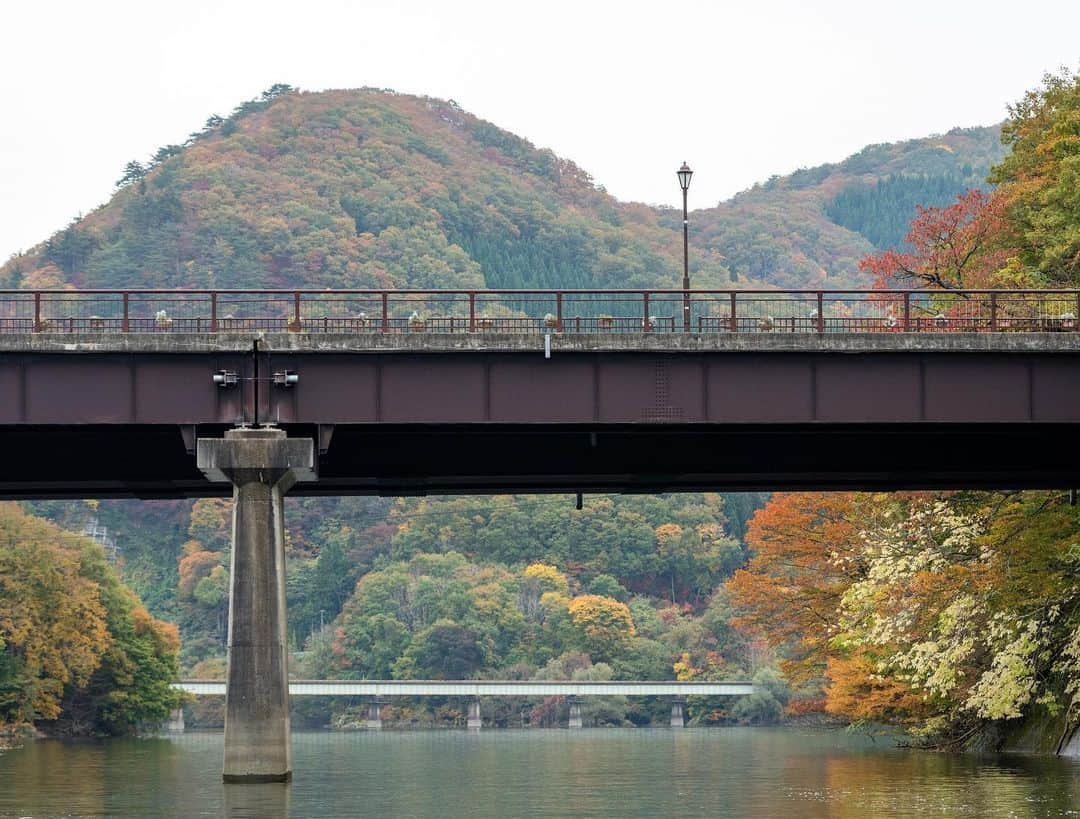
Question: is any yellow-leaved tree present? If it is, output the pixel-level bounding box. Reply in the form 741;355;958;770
567;595;635;662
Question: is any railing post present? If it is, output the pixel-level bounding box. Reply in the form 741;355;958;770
990;292;997;332
1075;292;1080;333
210;292;218;333
729;292;737;332
903;292;911;332
816;292;824;334
556;292;563;332
290;292;301;332
381;293;389;333
469;292;476;333
33;291;41;332
643;292;650;332
122;293;130;333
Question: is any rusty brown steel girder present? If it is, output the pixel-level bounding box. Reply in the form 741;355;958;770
3;331;1080;498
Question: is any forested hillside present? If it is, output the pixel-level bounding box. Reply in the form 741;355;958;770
1;86;1001;294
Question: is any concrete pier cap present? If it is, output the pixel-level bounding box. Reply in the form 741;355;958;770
197;426;314;784
196;426;317;488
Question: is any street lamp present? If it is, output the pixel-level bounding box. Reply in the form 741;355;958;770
677;162;693;331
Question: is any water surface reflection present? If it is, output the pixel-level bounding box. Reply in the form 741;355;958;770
1;728;1077;818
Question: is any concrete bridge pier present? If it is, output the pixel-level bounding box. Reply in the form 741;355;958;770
197;427;314;784
670;697;686;728
567;697;583;729
467;697;483;729
164;707;185;732
366;698;385;730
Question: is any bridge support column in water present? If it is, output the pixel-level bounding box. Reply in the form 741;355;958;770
367;699;385;730
467;698;483;729
568;697;583;729
197;427;314;783
670;698;686;728
164;708;185;733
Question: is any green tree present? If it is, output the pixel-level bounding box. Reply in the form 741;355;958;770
116;160;147;188
990;66;1080;283
394;621;484;680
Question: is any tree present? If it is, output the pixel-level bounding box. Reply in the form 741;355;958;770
0;503;182;733
567;595;635;662
395;621;483;680
729;666;791;725
858;189;1010;290
587;574;628;601
115;160;147;189
261;83;296;101
726;492;870;684
152;144;184;164
0;504;109;724
990;66;1080;284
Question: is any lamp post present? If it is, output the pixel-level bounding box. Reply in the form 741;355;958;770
677;162;693;331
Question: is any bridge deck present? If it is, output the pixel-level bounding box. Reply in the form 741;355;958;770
174;680;755;697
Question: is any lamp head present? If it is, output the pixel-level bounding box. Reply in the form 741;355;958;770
677;162;693;192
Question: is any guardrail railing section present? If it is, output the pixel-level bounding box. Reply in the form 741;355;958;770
3;289;1080;335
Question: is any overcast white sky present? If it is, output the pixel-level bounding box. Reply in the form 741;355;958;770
1;0;1077;261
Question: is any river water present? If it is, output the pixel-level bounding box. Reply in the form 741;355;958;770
1;728;1077;818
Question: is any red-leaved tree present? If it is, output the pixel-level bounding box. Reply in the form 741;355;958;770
859;189;1010;290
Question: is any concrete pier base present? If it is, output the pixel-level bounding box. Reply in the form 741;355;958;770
165;708;185;733
467;698;482;729
367;699;384;730
670;698;686;728
568;698;583;729
197;428;314;784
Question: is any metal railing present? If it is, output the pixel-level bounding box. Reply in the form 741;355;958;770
2;289;1079;334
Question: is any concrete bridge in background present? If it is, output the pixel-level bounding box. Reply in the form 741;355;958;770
172;679;756;730
174;679;755;697
6;287;1080;781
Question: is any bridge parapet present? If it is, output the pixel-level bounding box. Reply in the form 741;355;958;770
3;288;1080;337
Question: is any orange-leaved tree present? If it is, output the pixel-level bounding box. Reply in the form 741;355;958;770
725;492;875;685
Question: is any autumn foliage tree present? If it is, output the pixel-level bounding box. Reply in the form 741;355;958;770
858;189;1011;290
0;502;182;734
726;492;871;684
567;595;636;662
0;504;109;724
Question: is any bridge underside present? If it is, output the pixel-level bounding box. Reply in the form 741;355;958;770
2;421;1079;498
5;337;1080;498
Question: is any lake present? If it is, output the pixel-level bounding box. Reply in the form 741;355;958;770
1;728;1078;818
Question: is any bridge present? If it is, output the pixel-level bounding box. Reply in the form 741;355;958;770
172;679;754;730
173;679;755;697
5;286;1080;781
4;288;1080;498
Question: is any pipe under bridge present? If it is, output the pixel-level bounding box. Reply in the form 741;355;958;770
7;287;1080;781
173;680;754;731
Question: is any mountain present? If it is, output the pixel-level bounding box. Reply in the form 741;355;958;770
686;125;1005;288
1;86;1005;294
